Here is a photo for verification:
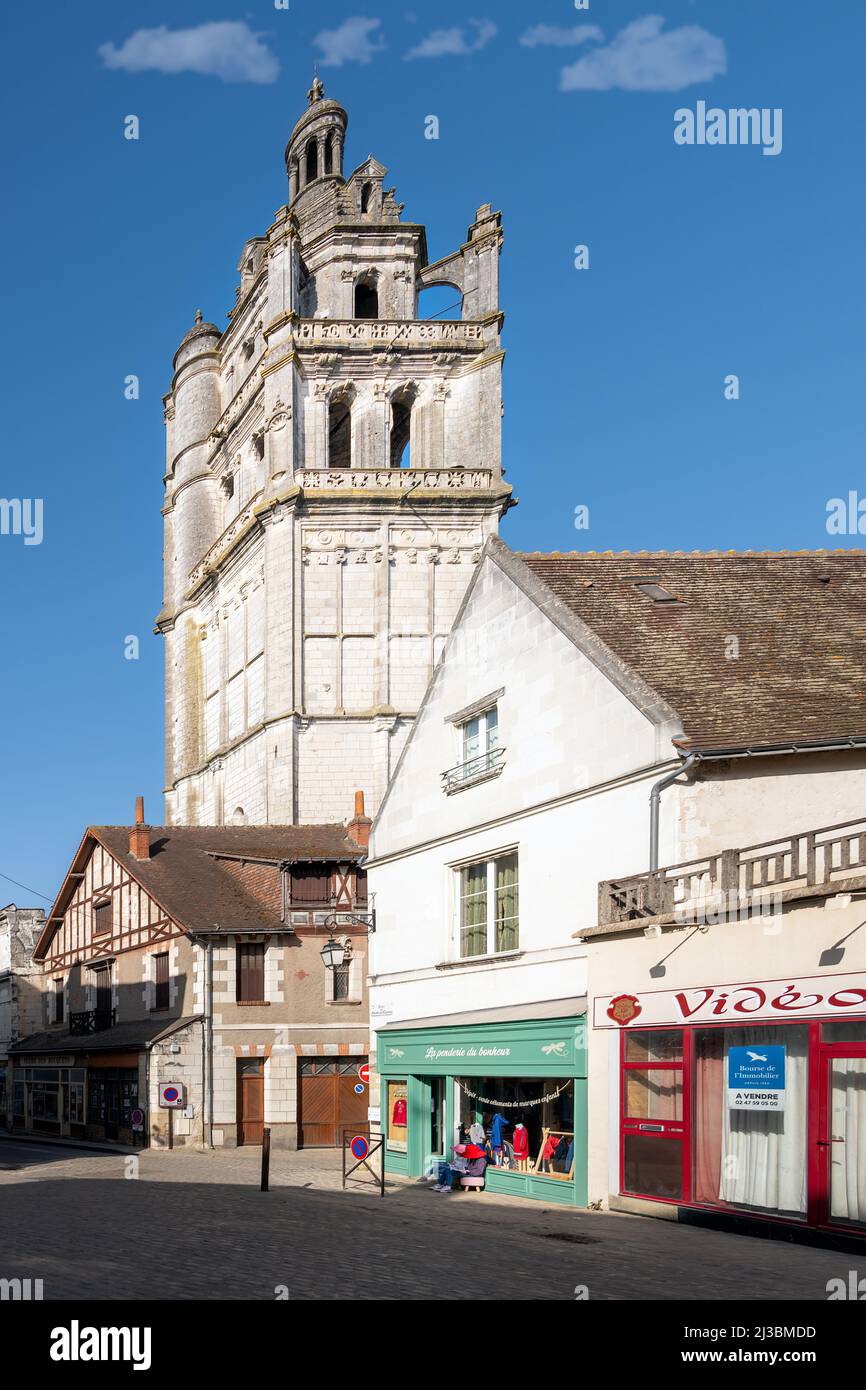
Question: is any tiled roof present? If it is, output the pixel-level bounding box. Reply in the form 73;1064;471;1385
516;549;866;750
35;824;365;958
9;1016;201;1055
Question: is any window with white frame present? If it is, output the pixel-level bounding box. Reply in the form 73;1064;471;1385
443;704;503;792
458;851;519;958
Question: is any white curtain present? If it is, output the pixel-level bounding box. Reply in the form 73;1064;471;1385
830;1057;866;1223
719;1027;808;1217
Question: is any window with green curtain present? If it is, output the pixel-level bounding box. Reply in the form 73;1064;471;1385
460;861;488;957
495;852;519;951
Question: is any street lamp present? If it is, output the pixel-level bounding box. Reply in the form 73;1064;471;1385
319;932;349;971
319;904;376;971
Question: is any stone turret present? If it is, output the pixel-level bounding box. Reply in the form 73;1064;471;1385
285;67;348;204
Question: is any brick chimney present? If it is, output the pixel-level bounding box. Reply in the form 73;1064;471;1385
347;789;372;850
129;796;151;860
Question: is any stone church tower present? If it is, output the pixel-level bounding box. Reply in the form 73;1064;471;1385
158;75;511;826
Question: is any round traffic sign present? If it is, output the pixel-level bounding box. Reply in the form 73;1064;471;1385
358;1063;370;1084
350;1135;369;1160
131;1108;144;1126
163;1086;179;1103
354;1083;365;1095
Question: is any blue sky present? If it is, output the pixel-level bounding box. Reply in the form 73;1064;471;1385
1;0;864;897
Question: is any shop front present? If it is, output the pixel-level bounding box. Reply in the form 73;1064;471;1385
591;968;866;1236
376;1009;587;1205
10;1046;148;1146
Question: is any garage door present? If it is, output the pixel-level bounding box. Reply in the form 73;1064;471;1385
297;1057;369;1147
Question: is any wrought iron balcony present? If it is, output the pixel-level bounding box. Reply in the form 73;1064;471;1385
442;746;506;794
598;816;866;926
69;1008;117;1036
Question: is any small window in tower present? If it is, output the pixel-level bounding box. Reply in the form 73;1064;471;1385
328;398;352;469
354;277;378;320
390;395;412;468
360;182;372;214
305;139;318;185
324;133;334;175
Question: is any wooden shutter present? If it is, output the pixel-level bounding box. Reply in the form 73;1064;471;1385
93;899;112;935
290;866;331;904
236;943;265;1002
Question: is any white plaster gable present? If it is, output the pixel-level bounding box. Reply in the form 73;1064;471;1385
370;543;672;861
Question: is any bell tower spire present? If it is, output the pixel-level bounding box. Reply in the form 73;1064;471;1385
307;65;325;105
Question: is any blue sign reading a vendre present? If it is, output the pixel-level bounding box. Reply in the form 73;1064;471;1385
727;1045;786;1111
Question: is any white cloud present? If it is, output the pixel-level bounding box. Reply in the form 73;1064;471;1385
314;17;385;67
406;19;496;60
560;14;726;92
520;25;604;49
98;22;279;84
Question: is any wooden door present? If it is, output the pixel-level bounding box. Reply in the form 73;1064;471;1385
298;1058;369;1148
298;1069;337;1147
236;1058;265;1146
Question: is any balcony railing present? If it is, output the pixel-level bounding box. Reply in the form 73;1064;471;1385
598;815;866;926
69;1008;117;1035
442;746;506;794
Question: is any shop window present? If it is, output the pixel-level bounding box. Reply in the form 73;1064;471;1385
236;942;266;1003
624;1068;683;1121
457;1075;574;1178
623;1133;683;1201
386;1079;408;1151
693;1025;808;1219
829;1055;866;1224
68;1084;85;1124
457;851;518;958
624;1029;682;1062
13;1082;24;1118
822;1021;866;1043
30;1082;60;1122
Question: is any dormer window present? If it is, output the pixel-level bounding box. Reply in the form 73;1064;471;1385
634;581;680;603
443;697;505;793
360;182;372;214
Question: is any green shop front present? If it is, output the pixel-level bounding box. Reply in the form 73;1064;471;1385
376;1006;587;1205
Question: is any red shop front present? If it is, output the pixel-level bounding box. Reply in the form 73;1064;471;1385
593;972;866;1235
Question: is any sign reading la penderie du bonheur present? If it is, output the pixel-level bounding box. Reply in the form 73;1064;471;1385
727;1044;786;1112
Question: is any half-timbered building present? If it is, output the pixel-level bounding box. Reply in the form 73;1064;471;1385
9;795;371;1149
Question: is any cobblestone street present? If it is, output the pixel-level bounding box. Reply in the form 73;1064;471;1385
0;1139;855;1301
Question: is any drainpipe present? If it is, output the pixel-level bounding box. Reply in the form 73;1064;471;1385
191;934;215;1150
206;939;214;1149
649;753;697;871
